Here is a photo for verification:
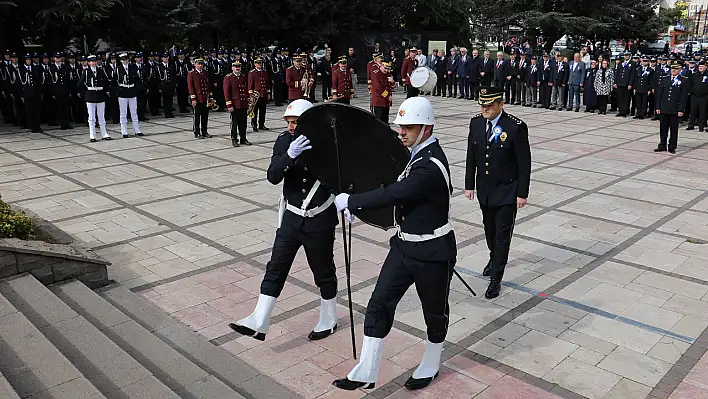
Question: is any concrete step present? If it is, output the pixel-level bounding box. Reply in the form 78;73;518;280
0;372;20;399
57;281;246;399
0;277;105;399
1;274;175;399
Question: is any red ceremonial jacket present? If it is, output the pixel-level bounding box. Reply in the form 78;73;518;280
332;68;354;99
223;73;249;109
248;68;270;100
285;65;305;100
188;68;211;103
401;58;418;86
371;69;393;107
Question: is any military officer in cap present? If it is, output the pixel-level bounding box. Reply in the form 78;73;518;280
655;61;689;154
331;55;354;104
78;55;111;142
248;57;270;132
134;53;149;121
0;51;17;125
175;50;191;113
50;52;73;130
116;53;143;138
224;61;250;147
18;53;44;133
286;53;306;101
465;86;531;299
158;53;176;118
146;52;161;116
188;58;212;138
370;61;394;123
229;98;339;344
687;60;708;131
333;96;456;391
614;51;635;117
633;56;653;120
105;53;120;124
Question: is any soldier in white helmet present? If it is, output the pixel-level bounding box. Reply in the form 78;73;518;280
228;99;340;342
333;97;456;391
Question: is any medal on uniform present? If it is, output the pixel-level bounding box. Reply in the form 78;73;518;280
490;126;503;143
500;132;507;142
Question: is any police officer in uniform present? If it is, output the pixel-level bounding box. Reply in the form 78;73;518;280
333;97;455;391
105;53;120;124
331;55;354;104
175;50;191;113
687;60;708;131
224;61;249;147
248;57;270;132
188;58;212;138
158;53;176;118
615;51;635;117
228;99;339;343
49;52;73;130
18;53;44;133
655;61;689;154
134;53;149;121
78;55;111;142
465;87;531;299
633;56;653;120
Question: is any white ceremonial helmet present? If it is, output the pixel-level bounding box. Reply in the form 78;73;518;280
393;97;436;126
283;99;313;118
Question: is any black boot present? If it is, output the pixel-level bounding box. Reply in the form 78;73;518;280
332;379;375;390
404;372;439;390
232;139;240;147
482;259;492;277
485;279;501;299
228;323;265;341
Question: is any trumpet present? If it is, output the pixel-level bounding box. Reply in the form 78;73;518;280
301;70;309;97
247;90;260;118
208;97;219;111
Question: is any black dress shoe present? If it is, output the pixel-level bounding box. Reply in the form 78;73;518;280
102;137;112;141
485;280;501;299
137;132;144;136
654;147;667;152
259;125;270;131
575;108;580;112
700;127;705;132
194;132;200;138
202;133;211;138
332;378;375;390
232;139;240;147
123;134;129;138
308;325;337;341
90;138;97;143
482;259;492;277
669;148;676;154
686;126;695;130
228;323;266;341
240;139;252;146
404;371;439;390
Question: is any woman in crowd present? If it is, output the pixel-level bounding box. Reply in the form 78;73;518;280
594;59;614;115
583;59;598;112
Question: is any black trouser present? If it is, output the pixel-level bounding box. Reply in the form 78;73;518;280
42;92;56;125
24;95;42;132
70;93;82;123
597;95;609;113
458;77;469;98
137;90;147;120
540;84;551;108
148;85;161;115
635;92;648;118
109;91;119;123
260;222;337;300
630;90;637;115
481;203;517;282
364;241;454;343
321;80;332;101
373;106;390;124
518;81;526;104
648;93;655;116
1;93;15;124
683;96;691;121
659;113;679;150
470;79;479;100
504;78;513;103
14;94;26;128
617;86;630;115
212;82;225;110
434;74;446;96
193;102;209;136
176;82;188;112
161;84;174;117
335;98;350;105
56;92;71;128
406;84;419;98
610;90;617;111
230;108;247;141
688;95;708;128
274;74;286;105
447;74;457;97
251;97;267;128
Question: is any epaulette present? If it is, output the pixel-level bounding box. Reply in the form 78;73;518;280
286;65;293;69
249;69;256;73
470;113;483;120
506;113;524;125
226;73;233;77
372;69;380;74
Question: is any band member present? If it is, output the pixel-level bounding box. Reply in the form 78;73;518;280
286;53;306;101
18;53;43;133
331;56;354;104
654;61;688;154
366;52;379;94
188;58;212;138
116;53;143;138
158;53;175;118
78;55;111;142
50;52;73;130
248;57;270;132
333;97;455;391
228;99;339;343
401;48;419;98
224;61;249;147
464;87;531;299
175;50;191;113
371;61;394;123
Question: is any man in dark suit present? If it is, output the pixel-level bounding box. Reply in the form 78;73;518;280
479;50;494;87
504;52;519;104
465;86;531;299
446;48;459;98
493;51;507;89
615;51;635;117
550;53;568;110
654;61;689;154
517;53;528;105
468;49;482;100
525;56;541;107
431;50;447;96
457;47;471;99
539;53;553;108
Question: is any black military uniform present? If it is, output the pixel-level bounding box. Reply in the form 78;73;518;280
615;52;635;117
146;54;161;116
633;57;653;120
654;61;689;154
134;54;148;121
210;51;227;110
1;53;18;125
18;56;44;133
158;54;175;118
465;87;531;299
687;61;708;131
175;51;191;113
49;56;73;129
271;50;286;106
539;54;552;108
334;105;456;391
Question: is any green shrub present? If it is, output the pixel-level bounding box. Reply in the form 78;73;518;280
0;196;36;240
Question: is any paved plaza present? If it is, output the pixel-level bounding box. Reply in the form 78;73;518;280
2;88;708;399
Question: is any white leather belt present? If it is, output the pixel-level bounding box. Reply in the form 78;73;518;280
286;195;335;217
87;87;103;90
397;222;453;242
118;83;134;88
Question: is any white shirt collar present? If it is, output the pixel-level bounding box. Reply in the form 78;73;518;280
411;135;437;159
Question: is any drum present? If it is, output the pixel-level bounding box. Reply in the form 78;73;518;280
410;67;437;92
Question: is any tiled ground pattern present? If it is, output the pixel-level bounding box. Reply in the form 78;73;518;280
2;88;708;399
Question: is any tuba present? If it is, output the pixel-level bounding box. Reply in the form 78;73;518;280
247;90;260;118
208;97;219;111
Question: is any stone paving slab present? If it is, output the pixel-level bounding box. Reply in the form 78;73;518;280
3;86;708;398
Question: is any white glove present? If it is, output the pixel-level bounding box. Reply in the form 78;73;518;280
287;135;312;159
344;209;355;223
335;193;349;212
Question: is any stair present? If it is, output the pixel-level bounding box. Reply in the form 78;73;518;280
0;274;298;399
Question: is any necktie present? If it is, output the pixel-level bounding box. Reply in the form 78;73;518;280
486;121;492;141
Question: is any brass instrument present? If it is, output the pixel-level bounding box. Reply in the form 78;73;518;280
247;90;260;118
208;97;219;111
301;69;309;97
